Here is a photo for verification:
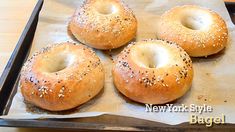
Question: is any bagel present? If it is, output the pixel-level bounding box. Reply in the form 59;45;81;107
20;42;105;111
112;39;193;104
69;0;137;50
158;5;228;57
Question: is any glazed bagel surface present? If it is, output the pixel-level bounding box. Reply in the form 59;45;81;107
112;39;193;104
69;0;137;50
20;42;104;111
158;5;228;57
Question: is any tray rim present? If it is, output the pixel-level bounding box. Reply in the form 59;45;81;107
0;1;235;131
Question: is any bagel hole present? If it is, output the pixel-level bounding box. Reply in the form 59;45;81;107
96;3;117;15
181;12;210;30
41;53;75;73
131;44;169;69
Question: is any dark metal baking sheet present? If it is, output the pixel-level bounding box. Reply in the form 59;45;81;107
0;1;235;131
225;2;235;24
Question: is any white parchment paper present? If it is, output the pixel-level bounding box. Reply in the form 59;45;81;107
1;0;235;125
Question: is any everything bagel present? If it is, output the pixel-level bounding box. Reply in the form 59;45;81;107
158;5;228;57
112;39;193;104
20;42;105;111
69;0;137;50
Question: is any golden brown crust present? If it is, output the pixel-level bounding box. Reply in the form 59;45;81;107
20;42;105;111
69;0;137;50
158;5;228;57
112;39;193;104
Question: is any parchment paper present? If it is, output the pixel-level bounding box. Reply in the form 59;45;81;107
1;0;235;125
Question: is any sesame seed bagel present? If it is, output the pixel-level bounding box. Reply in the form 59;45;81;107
158;5;228;57
112;39;193;104
20;42;104;111
69;0;137;50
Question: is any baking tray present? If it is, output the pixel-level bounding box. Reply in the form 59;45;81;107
225;2;235;24
0;0;235;131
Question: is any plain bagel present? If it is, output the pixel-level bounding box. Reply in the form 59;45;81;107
20;42;105;111
69;0;137;50
112;39;193;104
158;5;228;57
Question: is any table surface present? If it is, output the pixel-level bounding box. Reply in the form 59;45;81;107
0;0;37;76
0;0;234;131
225;0;235;2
